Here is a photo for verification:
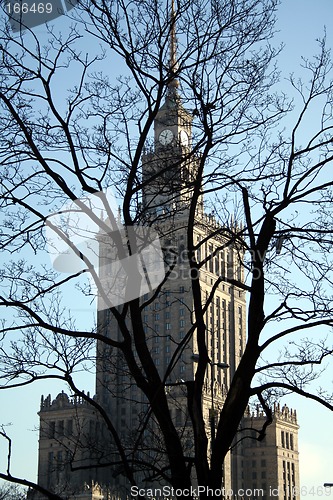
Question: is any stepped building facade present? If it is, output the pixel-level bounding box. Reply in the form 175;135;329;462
28;38;300;500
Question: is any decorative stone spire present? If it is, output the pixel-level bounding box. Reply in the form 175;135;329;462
166;0;180;106
169;0;179;87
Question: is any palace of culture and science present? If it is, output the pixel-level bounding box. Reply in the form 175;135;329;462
28;20;300;500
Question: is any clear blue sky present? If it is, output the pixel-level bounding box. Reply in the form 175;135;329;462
273;0;333;494
0;0;332;496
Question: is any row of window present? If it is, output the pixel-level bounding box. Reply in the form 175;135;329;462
251;459;267;468
282;460;297;500
152;345;175;354
47;419;73;439
251;470;267;480
153;357;186;371
281;431;294;450
143;288;185;302
48;450;68;465
283;460;296;479
195;237;243;280
144;315;186;326
249;482;267;499
143;308;185;322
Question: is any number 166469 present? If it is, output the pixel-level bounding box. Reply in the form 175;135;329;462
5;3;53;14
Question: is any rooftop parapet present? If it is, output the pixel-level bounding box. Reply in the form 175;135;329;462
245;402;298;424
40;390;94;411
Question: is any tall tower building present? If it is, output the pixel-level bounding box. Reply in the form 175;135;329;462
29;13;300;500
94;68;247;494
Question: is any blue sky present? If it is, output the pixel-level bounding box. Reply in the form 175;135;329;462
0;0;332;496
267;0;333;493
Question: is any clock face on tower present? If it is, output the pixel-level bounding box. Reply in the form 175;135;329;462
158;129;174;145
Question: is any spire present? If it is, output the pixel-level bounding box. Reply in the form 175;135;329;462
169;0;179;88
166;0;180;105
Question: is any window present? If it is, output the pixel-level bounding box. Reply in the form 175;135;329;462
179;244;185;262
281;431;285;448
179;286;184;293
180;319;185;328
48;421;55;439
179;308;184;316
215;256;219;275
209;245;213;272
220;253;225;276
290;433;294;450
48;452;54;479
165;311;170;319
154;313;160;321
66;419;73;436
166;345;170;353
166;323;171;330
57;420;64;436
176;409;182;426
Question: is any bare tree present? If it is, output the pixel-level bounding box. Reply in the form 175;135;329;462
0;0;333;498
0;483;27;500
